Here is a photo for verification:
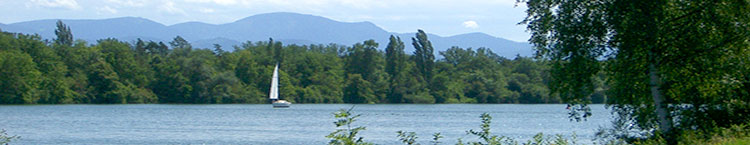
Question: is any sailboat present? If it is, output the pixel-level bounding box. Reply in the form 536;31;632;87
270;64;291;108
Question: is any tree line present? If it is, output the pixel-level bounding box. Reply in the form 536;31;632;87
0;21;607;104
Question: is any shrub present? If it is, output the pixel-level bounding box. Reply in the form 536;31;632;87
397;131;418;145
0;129;19;144
326;107;372;145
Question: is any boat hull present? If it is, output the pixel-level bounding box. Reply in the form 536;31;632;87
272;103;290;108
272;100;291;108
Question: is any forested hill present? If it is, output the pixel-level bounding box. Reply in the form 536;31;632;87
0;21;607;104
0;12;533;58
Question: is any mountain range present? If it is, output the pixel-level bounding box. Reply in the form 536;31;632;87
0;12;532;58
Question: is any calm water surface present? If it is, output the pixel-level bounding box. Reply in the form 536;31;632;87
0;104;612;144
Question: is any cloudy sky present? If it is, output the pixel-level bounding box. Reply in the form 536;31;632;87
0;0;530;42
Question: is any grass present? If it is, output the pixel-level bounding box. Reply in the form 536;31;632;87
633;123;750;145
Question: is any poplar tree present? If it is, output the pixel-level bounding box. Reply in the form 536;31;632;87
54;20;73;47
385;35;407;103
412;30;435;86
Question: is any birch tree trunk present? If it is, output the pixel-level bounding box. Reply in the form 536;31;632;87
649;62;672;142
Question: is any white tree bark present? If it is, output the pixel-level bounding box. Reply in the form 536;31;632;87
649;63;671;134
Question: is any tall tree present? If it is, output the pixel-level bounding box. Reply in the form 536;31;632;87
213;44;224;56
152;42;169;56
135;39;147;56
385;35;407;103
170;36;192;57
344;40;385;103
522;0;750;143
54;20;73;47
265;38;283;64
344;74;375;103
386;35;406;79
411;30;435;85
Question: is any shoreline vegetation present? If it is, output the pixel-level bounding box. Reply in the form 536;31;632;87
322;107;750;145
3;0;749;144
0;129;19;145
2;107;748;145
326;107;580;145
0;22;607;105
325;107;750;145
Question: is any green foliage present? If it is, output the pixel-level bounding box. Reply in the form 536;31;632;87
403;91;435;104
0;24;579;104
385;35;408;103
0;129;19;145
397;131;418;145
326;107;373;145
334;111;579;145
436;47;522;104
431;132;443;145
344;74;376;104
464;113;513;145
455;113;579;145
343;40;387;103
522;133;576;145
17;32;77;104
508;56;555;104
522;0;750;142
54;20;73;47
394;131;444;145
411;29;435;86
0;50;41;104
633;123;750;145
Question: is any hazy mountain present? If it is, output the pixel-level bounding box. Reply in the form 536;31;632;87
0;12;532;58
0;22;32;34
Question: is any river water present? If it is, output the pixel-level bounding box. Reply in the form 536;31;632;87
0;104;612;144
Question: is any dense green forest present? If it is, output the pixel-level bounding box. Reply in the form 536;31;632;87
0;22;606;104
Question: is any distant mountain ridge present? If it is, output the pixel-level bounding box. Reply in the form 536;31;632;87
0;12;533;58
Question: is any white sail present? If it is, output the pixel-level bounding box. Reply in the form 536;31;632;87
269;64;279;100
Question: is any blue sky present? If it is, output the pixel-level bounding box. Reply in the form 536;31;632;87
0;0;530;42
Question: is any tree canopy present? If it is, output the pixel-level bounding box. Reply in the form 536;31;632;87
521;0;750;143
0;24;576;105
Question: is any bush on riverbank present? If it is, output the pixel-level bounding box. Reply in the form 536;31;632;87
332;108;750;145
330;108;579;145
632;123;750;145
456;113;577;145
0;129;19;145
326;107;373;145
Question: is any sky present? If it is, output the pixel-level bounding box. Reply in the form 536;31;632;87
0;0;531;42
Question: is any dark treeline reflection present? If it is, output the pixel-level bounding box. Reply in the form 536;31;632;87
0;24;606;104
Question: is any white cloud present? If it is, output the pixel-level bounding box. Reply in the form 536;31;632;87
336;0;386;9
199;8;215;13
28;0;81;10
97;6;118;14
186;0;237;6
213;0;237;5
106;0;146;7
488;0;520;6
160;1;186;15
463;20;479;29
